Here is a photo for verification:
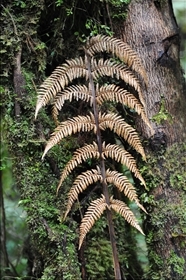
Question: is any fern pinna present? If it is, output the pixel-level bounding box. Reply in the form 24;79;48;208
35;35;153;279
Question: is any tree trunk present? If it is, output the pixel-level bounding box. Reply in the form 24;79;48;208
115;0;186;278
2;0;186;278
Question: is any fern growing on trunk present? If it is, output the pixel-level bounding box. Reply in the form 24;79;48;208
35;35;153;279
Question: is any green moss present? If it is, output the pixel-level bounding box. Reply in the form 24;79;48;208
151;97;173;125
140;143;186;279
1;63;81;278
168;250;185;276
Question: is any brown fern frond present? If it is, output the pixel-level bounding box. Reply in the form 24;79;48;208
79;195;107;249
64;167;103;220
110;196;144;235
57;142;100;193
86;35;148;85
105;169;147;213
52;85;93;123
91;58;145;107
102;142;146;187
96;84;152;131
35;57;87;119
42;113;96;159
99;112;146;159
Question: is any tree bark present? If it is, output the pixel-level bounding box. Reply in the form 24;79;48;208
116;0;186;143
115;0;186;278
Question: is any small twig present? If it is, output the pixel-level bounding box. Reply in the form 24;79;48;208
105;2;113;33
26;35;36;53
31;78;38;93
40;217;53;238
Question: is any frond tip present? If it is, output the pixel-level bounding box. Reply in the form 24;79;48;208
86;35;148;85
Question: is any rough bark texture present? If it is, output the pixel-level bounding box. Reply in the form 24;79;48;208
116;0;186;144
115;0;186;278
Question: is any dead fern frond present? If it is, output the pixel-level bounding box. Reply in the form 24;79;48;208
105;169;147;213
35;57;87;119
79;195;107;249
86;35;148;85
35;34;150;273
91;58;145;107
110;196;144;235
96;84;152;131
42;113;96;159
57;142;100;193
102;142;146;188
52;85;93;123
99;113;146;159
64;167;103;220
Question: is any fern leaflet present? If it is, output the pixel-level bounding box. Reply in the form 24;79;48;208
110;196;144;235
99;113;146;159
35;57;88;118
57;142;100;192
79;195;107;249
42;113;96;159
105;169;147;213
102;142;146;187
64;167;103;219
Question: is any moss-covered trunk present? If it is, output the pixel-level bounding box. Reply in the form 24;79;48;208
115;0;186;278
2;0;186;279
1;1;82;279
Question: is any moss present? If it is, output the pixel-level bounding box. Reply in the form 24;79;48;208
140;143;186;279
151;97;173;125
2;64;81;278
168;250;185;276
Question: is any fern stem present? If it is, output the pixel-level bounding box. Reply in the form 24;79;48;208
85;52;122;280
85;52;102;153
